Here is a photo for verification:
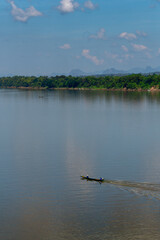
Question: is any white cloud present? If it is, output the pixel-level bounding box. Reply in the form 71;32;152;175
150;4;156;8
132;44;148;51
121;45;128;52
9;1;42;22
105;51;123;63
145;52;152;59
119;32;137;41
136;31;147;37
90;28;106;40
57;0;79;13
119;31;147;41
84;0;97;10
105;51;118;60
82;49;104;65
105;51;133;63
124;54;134;60
59;44;71;49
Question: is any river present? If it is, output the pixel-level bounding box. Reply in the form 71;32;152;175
1;89;160;240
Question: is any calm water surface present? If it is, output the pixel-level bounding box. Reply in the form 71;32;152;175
1;89;160;240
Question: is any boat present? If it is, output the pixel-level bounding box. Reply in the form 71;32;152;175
81;175;104;182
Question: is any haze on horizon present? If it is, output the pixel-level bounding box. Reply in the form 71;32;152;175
1;0;160;75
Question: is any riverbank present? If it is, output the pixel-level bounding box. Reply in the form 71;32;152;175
4;86;160;92
0;74;160;91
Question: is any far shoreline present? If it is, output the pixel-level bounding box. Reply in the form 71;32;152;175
3;86;160;92
1;74;160;91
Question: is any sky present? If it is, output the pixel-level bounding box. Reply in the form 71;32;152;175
1;0;160;75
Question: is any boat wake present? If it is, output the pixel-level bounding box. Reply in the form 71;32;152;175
104;179;160;200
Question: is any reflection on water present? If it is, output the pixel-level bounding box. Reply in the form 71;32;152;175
1;89;160;240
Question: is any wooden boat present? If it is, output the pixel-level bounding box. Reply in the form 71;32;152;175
81;175;104;182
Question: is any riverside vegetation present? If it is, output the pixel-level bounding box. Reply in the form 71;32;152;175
1;74;160;90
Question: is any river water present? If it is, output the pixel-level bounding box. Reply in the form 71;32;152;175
1;89;160;240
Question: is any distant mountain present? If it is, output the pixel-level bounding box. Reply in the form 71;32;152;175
128;67;144;74
68;68;127;77
129;66;160;74
50;72;66;77
69;69;86;76
0;73;15;77
68;66;160;77
45;66;160;78
1;66;160;78
102;68;126;75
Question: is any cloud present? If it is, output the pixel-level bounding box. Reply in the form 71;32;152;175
132;44;148;51
57;0;79;13
149;4;156;8
105;51;133;62
105;51;118;59
59;44;71;49
82;49;104;65
124;54;134;60
105;51;123;63
89;28;106;40
9;1;42;22
57;0;97;13
121;45;128;52
119;32;137;41
84;0;98;10
136;31;147;37
145;52;152;59
119;31;147;41
158;48;160;55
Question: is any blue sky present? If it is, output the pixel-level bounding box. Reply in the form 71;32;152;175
1;0;160;75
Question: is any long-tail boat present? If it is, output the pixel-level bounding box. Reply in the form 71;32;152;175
81;175;104;182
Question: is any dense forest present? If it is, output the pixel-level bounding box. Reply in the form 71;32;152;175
0;74;160;90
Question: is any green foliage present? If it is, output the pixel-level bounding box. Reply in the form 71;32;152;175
0;74;160;90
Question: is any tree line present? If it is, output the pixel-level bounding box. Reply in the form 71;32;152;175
0;74;160;90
